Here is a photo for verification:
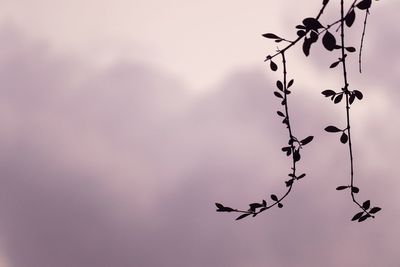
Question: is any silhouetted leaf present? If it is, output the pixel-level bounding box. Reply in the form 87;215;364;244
369;207;381;214
250;203;263;209
356;0;371;10
271;194;278;201
276;80;283;91
358;214;371;222
274;91;283;98
309;31;319;43
302;38;312;57
215;203;235;212
262;200;267;207
336;186;349;190
288;79;294;88
262;33;281;39
270;60;278;71
277;111;285;117
322;31;336;51
277;203;283;208
215;203;224;209
300;136;314;145
351;211;364;221
330;61;340;68
346;47;356;52
302;17;324;30
345;9;356;27
297;173;306;179
322;89;336;97
352;187;360;193
293;149;301;162
354;90;363;100
325;126;342;132
340;132;348;144
297;30;306;37
236;213;251;220
296;24;306;30
334;93;343;104
285;179;294;187
349;94;356;105
362;200;371;210
282;146;291;156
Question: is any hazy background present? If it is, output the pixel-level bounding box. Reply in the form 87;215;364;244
0;0;399;266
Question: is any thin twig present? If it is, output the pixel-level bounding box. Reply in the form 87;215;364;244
359;9;369;73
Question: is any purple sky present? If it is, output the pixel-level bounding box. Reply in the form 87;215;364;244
0;1;399;267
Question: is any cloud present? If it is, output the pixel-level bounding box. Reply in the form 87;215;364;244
0;22;399;267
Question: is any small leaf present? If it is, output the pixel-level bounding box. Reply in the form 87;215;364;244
262;33;281;39
325;126;342;132
236;213;251;220
297;30;306;37
336;186;349;190
302;38;312;57
276;80;283;91
309;31;319;43
262;200;267;207
346;47;356;52
340;132;348;144
322;89;336;97
249;203;263;211
352;187;360;193
302;17;324;30
330;61;340;68
274;91;283;98
297;173;306;179
215;203;224;209
362;200;371;210
300;136;314;146
296;24;306;30
277;111;285;117
354;90;363;100
285;179;294;187
293;149;301;162
345;9;356;27
322;31;336;51
334;93;343;104
270;60;278;71
271;194;278;202
351;211;364;221
349;94;356;105
369;207;381;214
358;214;371;222
356;0;372;10
277;203;283;208
288;79;294;88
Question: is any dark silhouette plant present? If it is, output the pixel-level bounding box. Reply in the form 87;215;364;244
216;0;381;222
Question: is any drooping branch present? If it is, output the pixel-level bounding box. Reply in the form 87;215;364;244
216;0;381;222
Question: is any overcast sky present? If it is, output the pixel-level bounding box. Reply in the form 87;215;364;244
0;1;399;267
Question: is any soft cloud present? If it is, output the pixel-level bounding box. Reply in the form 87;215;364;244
0;12;399;267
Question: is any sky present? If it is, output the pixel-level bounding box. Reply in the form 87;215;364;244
0;0;399;266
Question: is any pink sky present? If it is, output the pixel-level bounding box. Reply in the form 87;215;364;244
0;1;399;266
